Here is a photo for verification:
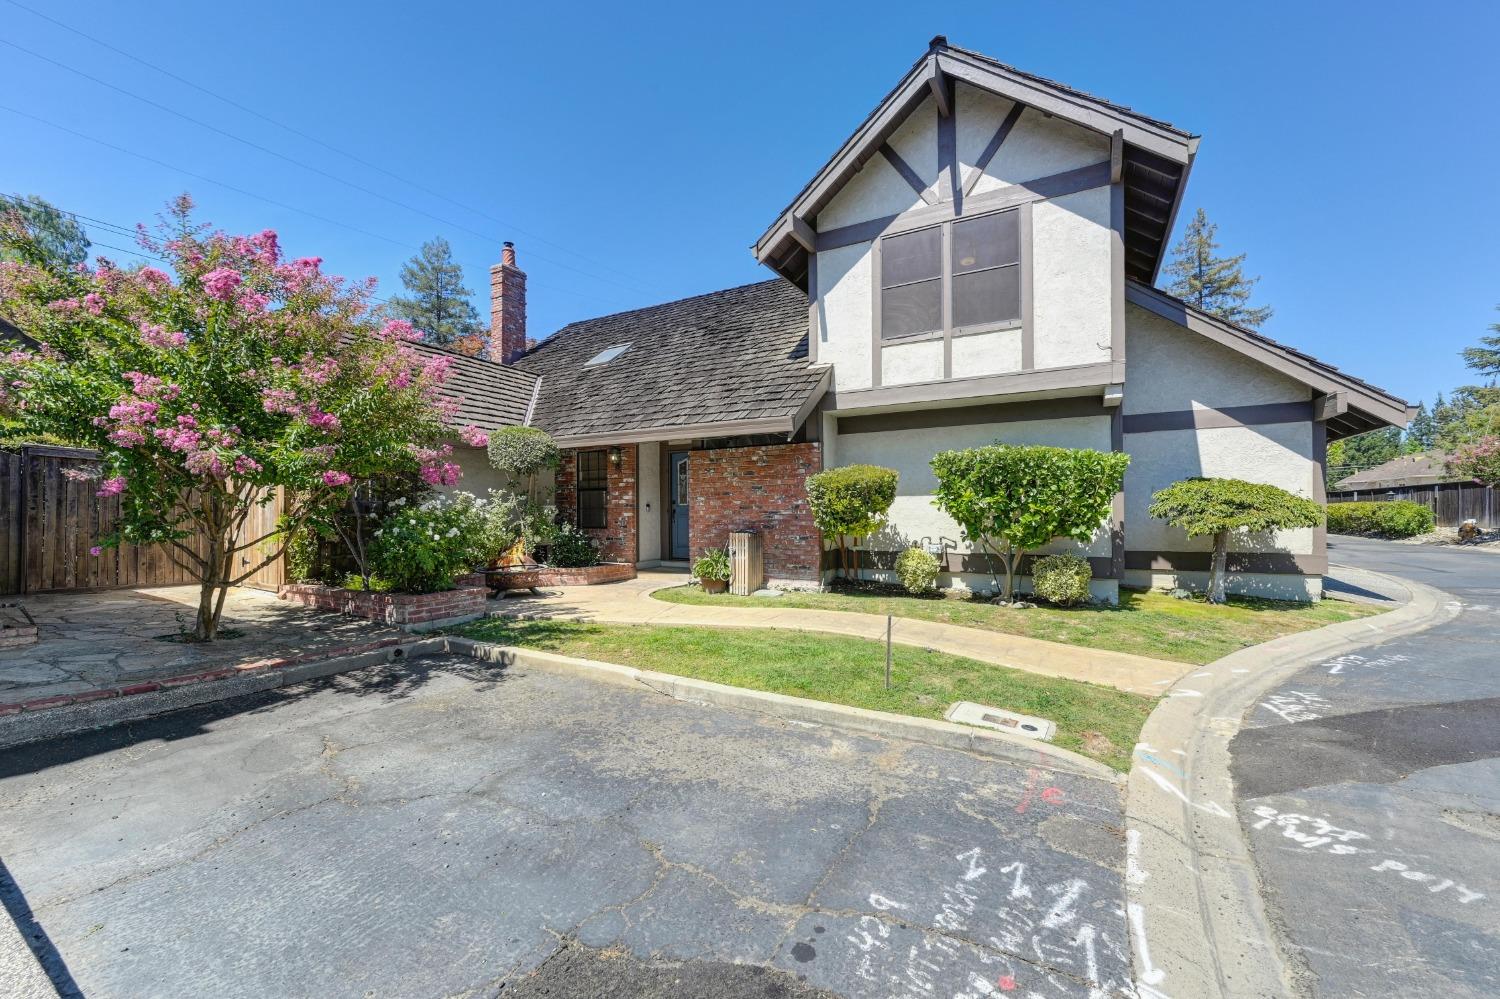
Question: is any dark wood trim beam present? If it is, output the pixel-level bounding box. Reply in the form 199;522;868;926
1124;550;1326;575
1313;392;1348;422
1110;129;1124;184
1121;401;1313;435
837;395;1108;435
927;63;952;117
827;361;1115;413
962;102;1025;197
789;215;817;254
879;143;938;205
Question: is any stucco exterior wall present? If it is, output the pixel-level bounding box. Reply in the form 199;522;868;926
638;443;662;564
950;329;1023;378
1032;187;1112;370
881;339;944;385
832;413;1113;559
816;242;874;392
956;84;1109;193
1123;304;1310;413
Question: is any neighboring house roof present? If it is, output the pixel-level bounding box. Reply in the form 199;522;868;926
515;280;829;446
411;341;539;432
754;36;1200;291
1125;281;1413;440
1334;453;1458;491
0;316;40;350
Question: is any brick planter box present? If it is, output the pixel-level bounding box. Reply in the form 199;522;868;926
278;582;489;630
488;562;636;590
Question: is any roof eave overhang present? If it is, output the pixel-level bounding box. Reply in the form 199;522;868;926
1125;282;1411;438
752;45;1199;289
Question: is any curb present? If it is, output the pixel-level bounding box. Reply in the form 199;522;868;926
1123;568;1459;998
445;636;1121;784
0;637;444;751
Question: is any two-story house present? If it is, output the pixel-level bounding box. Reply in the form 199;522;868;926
451;37;1410;602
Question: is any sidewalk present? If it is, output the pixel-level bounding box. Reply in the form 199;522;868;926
490;569;1191;694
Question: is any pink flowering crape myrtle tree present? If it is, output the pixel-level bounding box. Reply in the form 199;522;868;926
0;196;463;640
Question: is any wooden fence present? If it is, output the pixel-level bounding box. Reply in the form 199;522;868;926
1328;481;1498;529
0;445;285;596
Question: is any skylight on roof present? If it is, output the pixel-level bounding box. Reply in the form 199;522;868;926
584;343;631;366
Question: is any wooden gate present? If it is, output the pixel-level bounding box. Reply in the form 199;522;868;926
0;445;285;595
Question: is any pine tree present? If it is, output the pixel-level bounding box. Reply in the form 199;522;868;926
1460;306;1500;378
1164;208;1273;328
1;194;90;269
1401;402;1437;454
386;237;481;346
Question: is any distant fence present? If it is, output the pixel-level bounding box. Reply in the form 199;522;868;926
1328;481;1497;529
0;445;285;596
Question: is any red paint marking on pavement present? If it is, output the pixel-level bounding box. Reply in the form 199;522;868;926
997;973;1017;991
1041;786;1065;806
1015;768;1041;814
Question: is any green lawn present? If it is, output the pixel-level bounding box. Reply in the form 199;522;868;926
653;584;1380;665
455;617;1154;772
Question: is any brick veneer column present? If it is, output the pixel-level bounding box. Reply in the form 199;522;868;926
687;443;822;583
556;446;638;564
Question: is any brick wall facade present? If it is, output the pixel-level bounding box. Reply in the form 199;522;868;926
555;445;638;564
688;443;822;582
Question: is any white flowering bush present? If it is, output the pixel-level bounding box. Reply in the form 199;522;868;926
369;493;487;593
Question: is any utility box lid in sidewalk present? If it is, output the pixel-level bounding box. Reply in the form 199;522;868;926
944;701;1056;741
729;532;765;596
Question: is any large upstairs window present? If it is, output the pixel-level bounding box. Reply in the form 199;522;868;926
879;207;1021;340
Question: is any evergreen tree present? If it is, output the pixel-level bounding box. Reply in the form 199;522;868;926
1164;208;1273;328
1401;402;1436;454
1;194;90;269
1433;386;1500;450
1460;306;1500;378
386;237;481;346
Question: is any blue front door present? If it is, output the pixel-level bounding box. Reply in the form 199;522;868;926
668;451;690;560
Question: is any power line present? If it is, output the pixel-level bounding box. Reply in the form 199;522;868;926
0;106;632;311
0;3;666;296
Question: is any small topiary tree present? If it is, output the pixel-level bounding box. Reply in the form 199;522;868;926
1031;552;1093;607
804;464;899;580
930;444;1128;602
895;546;940;595
1147;477;1323;604
487;426;560;505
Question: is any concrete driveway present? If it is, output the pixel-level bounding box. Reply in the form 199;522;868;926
1231;537;1500;998
1;654;1137;998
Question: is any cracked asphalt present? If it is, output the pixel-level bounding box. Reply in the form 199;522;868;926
1232;537;1500;997
1;653;1137;998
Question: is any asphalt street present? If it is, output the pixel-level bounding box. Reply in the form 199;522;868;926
1231;536;1500;998
1;653;1136;998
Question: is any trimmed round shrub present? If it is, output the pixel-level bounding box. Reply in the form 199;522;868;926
895;546;940;594
1031;552;1093;607
547;523;599;568
1326;500;1433;538
805;464;899;578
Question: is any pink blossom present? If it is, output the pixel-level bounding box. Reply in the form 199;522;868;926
305;409;340;432
237;290;270;313
201;267;243;301
107;427;146;448
48;298;80;314
89;546;102;557
136;266;173;291
82;292;105;315
249;229;280;266
95;476;127;497
322;470;352;487
260;387;299;415
183;449;227;479
139;322;188;349
233;454;263;475
380;318;423;343
459;425;489;448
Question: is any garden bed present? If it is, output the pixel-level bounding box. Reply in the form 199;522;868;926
278;581;489;629
487;563;636;589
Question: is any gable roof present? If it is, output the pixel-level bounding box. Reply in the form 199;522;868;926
410;341;539;432
1334;453;1459;492
514;280;829;445
754;37;1200;291
1125;281;1413;439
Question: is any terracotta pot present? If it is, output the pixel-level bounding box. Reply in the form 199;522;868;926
701;578;729;594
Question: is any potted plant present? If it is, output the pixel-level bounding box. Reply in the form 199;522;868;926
692;548;731;593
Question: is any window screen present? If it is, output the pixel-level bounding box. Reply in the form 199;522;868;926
577;451;607;529
951;210;1021;329
880;226;942;339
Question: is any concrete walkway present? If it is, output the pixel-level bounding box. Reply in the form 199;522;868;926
491;569;1190;694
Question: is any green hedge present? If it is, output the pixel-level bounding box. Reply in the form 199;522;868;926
1326;500;1434;538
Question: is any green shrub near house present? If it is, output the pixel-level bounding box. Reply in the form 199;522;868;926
1031;552;1093;606
1326;500;1434;538
895;546;940;595
804;464;899;579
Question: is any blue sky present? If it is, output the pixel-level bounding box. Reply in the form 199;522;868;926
2;0;1495;412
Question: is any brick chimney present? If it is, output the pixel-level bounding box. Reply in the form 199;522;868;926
489;241;527;364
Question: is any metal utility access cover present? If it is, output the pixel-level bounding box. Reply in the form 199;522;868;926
944;701;1057;741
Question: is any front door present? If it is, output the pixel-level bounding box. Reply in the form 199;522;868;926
668;451;690;560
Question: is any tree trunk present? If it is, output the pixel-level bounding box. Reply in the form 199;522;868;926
192;511;233;642
1207;531;1230;604
1002;550;1022;603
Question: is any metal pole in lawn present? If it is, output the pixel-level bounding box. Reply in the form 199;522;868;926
885;614;893;690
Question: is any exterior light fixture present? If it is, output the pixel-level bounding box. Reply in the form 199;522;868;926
609;446;622;466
